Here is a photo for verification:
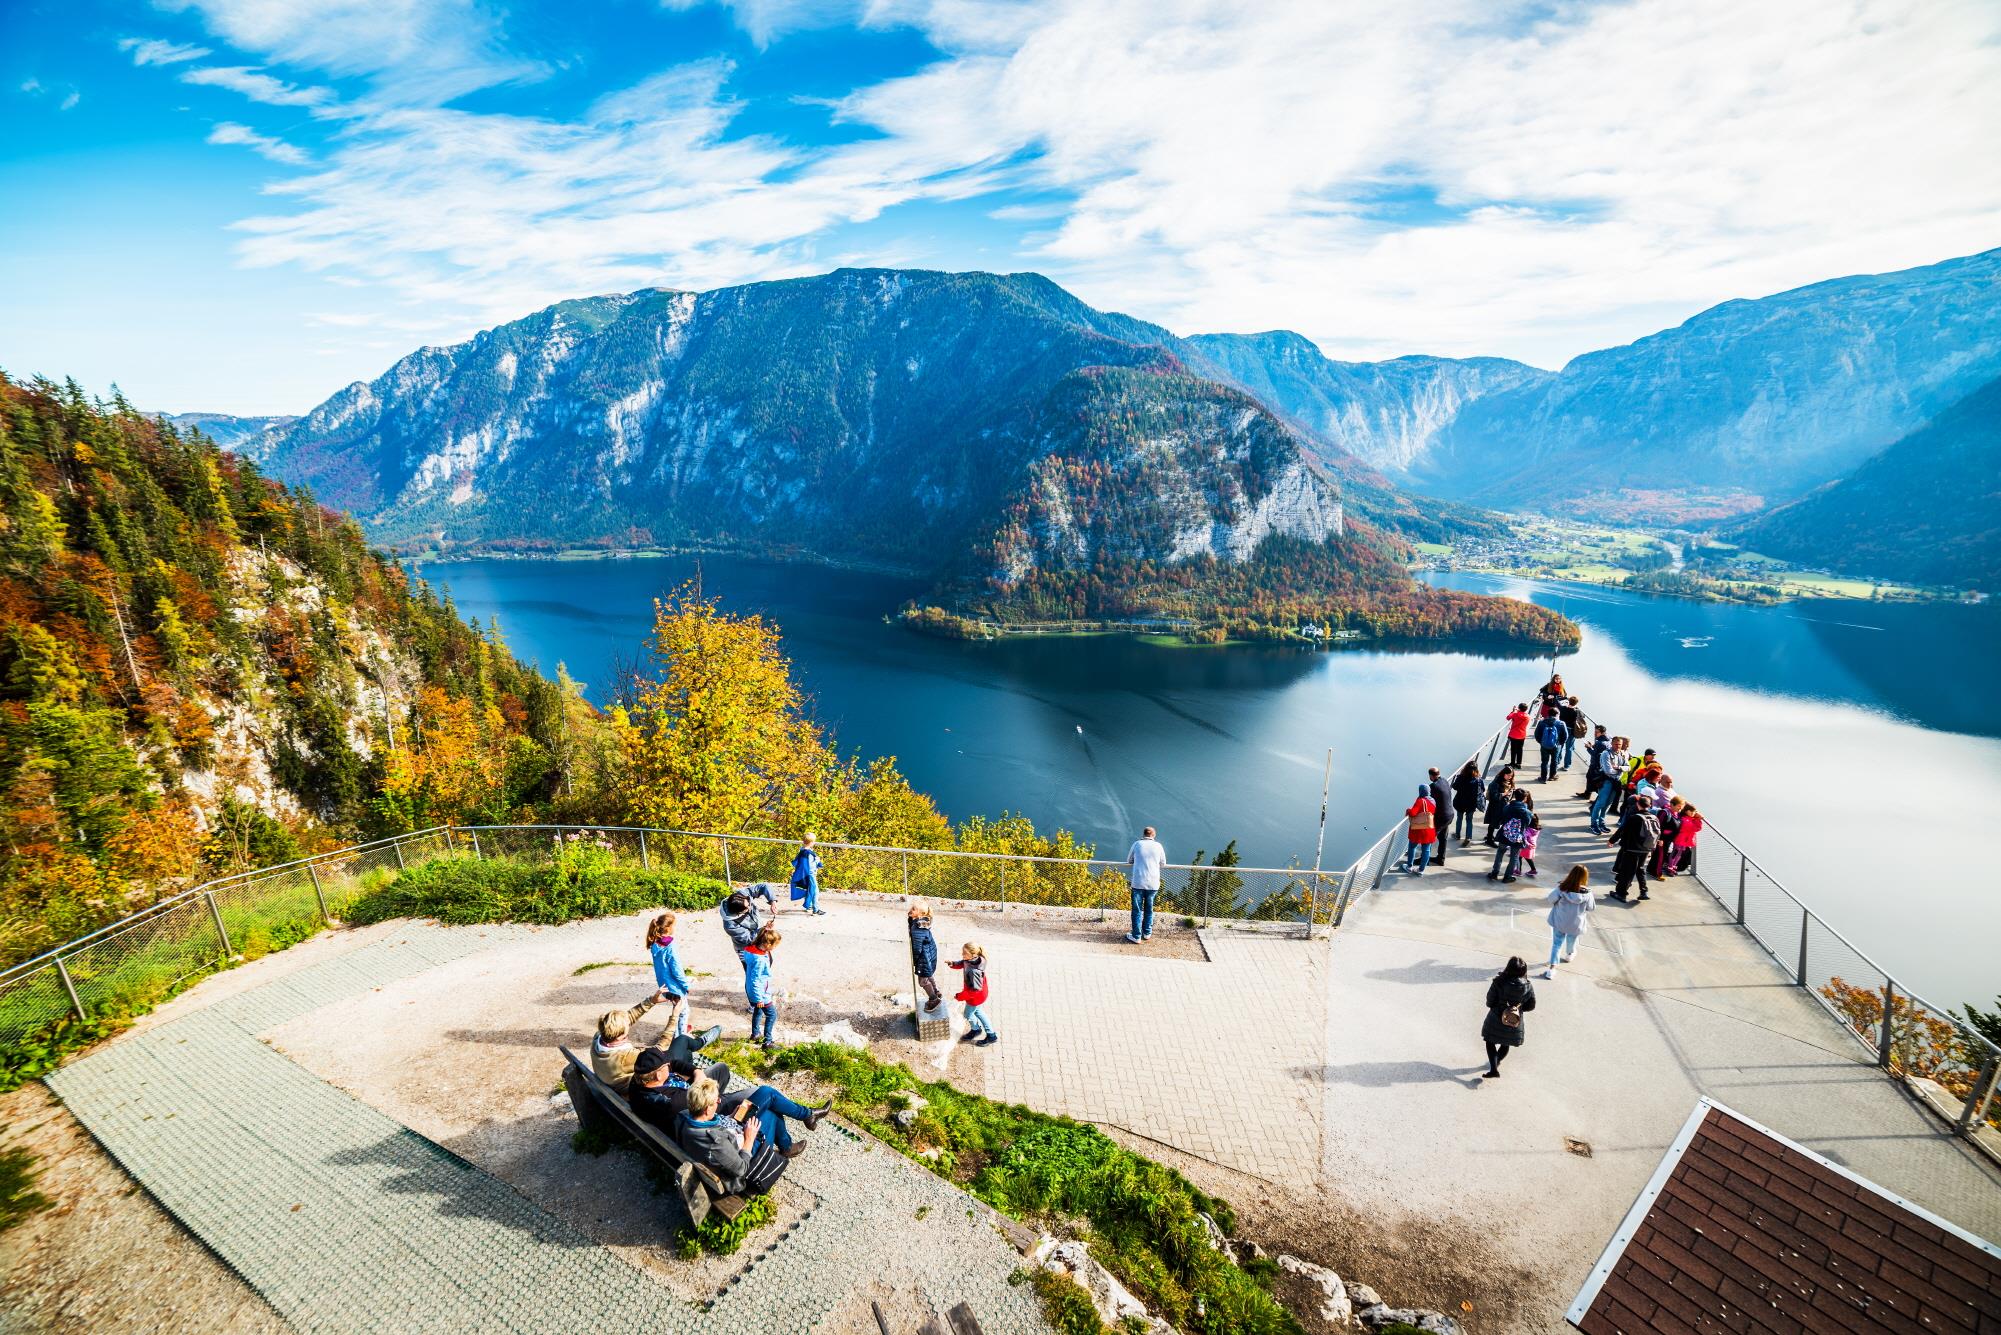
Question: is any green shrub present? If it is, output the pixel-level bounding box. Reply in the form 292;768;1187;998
0;1146;51;1233
765;1041;1296;1335
345;855;726;927
687;1191;775;1256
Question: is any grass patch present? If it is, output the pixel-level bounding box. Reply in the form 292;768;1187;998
745;1042;1298;1335
678;1192;777;1258
0;1146;51;1233
572;960;648;976
1017;1266;1118;1335
345;855;726;927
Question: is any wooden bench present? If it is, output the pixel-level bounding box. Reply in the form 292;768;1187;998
557;1045;748;1226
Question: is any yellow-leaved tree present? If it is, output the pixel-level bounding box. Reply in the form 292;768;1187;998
616;585;949;855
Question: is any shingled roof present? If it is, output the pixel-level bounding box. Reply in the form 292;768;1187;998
1568;1098;2001;1334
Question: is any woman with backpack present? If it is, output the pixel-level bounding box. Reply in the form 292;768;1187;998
1482;767;1515;847
1481;955;1537;1078
1450;761;1483;847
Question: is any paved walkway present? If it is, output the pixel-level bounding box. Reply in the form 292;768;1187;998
987;928;1325;1181
1321;766;2001;1323
46;924;1048;1335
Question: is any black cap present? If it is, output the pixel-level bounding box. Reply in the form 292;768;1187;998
633;1048;672;1079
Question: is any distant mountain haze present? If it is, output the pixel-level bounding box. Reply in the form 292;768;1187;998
156;411;298;451
1727;375;2001;589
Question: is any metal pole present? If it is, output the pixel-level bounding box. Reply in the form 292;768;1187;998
1795;907;1810;986
308;861;330;921
1957;1055;2000;1134
639;830;650;869
471;830;483;859
442;827;456;854
206;891;235;959
54;956;85;1021
1307;748;1332;940
999;863;1006;915
721;838;732;886
900;851;909;896
1877;982;1895;1068
1735;854;1747;925
392;837;407;872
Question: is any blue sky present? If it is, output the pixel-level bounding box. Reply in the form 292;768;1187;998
4;0;1999;414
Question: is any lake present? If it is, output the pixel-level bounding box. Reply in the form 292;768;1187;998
419;556;2001;1007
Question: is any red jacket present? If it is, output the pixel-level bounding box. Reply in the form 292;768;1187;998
1506;710;1531;740
1405;797;1437;844
948;957;988;1005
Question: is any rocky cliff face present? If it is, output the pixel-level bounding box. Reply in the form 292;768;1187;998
1184;332;1549;473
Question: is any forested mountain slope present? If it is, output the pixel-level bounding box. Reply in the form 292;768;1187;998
0;376;575;965
1727;375;2001;589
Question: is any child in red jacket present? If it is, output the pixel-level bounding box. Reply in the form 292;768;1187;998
948;942;997;1046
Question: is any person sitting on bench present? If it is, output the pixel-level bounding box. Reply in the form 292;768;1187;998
628;1047;744;1131
591;990;666;1092
676;1074;826;1183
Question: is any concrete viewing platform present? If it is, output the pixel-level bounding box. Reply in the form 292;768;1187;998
14;782;1999;1334
1318;769;2001;1324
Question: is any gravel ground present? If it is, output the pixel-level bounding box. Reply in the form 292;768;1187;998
0;1084;288;1335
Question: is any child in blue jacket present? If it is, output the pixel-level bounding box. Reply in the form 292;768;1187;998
646;912;692;1038
743;924;780;1048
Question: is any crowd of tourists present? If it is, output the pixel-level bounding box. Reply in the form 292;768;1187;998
581;832;1003;1198
1389;671;1708;1078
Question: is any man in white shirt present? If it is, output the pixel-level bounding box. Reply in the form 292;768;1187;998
1125;826;1167;943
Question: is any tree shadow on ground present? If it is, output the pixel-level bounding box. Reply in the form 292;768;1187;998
1362;959;1497;985
1295;1061;1487;1089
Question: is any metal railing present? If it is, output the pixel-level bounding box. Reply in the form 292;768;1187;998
0;821;1328;1058
1328;697;2001;1145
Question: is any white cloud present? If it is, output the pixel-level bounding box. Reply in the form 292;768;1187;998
119;37;212;66
159;0;541;103
208;121;312;165
59;91;80;111
180;65;340;112
144;0;2001;372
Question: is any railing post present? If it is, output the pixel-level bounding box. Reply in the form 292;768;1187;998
308;861;330;921
1877;981;1895;1068
442;827;456;854
1958;1055;2000;1134
206;891;235;960
1735;854;1747;925
1795;907;1809;986
1304;875;1319;940
999;862;1006;915
639;830;650;869
54;956;85;1021
721;838;732;887
392;837;407;872
470;830;483;859
900;851;909;896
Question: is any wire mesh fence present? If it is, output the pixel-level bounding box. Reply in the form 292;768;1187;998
0;827;456;1056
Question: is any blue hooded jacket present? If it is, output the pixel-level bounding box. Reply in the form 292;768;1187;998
650;939;690;997
908;915;938;976
743;948;774;1006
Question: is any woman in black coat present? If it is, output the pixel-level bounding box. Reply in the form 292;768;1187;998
1450;762;1483;847
1481;955;1537;1078
1481;767;1515;847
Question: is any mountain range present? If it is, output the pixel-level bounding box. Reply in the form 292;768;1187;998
232;246;2001;602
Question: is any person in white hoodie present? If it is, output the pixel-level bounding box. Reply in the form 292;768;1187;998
1542;865;1594;978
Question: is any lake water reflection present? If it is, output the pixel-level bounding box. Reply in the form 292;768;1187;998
420;556;2001;1004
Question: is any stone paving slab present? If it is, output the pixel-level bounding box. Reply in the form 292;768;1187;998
47;924;1051;1335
